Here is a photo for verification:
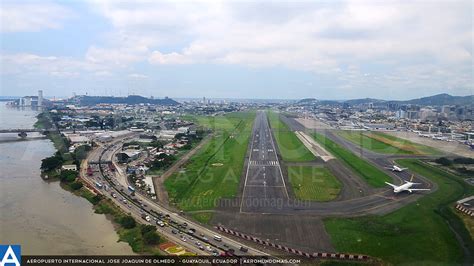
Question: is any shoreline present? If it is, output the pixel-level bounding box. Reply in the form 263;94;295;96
34;111;170;255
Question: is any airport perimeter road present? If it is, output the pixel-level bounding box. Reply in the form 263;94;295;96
240;111;289;213
81;135;271;257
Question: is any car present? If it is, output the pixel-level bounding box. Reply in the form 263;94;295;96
212;251;219;256
202;237;209;242
206;245;212;251
171;229;178;234
223;244;229;248
239;246;248;252
188;236;194;241
195;241;201;246
156;220;165;227
198;245;205;250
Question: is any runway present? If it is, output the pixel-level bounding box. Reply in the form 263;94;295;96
240;111;289;213
212;112;436;253
220;112;435;215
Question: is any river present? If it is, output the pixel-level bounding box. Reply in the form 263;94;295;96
0;102;133;255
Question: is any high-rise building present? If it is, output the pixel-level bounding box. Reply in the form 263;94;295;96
38;90;43;106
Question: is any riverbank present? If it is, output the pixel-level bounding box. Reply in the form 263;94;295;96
0;102;133;255
34;111;169;255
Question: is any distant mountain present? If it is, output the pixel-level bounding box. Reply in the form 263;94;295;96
398;93;473;106
77;95;179;106
298;93;473;107
297;98;318;104
344;98;385;105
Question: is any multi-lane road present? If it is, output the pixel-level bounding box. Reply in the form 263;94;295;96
81;133;270;257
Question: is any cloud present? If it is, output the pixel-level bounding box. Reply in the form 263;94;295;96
2;0;472;98
128;73;148;79
0;2;73;33
0;53;104;76
86;46;145;66
149;51;193;65
88;0;471;72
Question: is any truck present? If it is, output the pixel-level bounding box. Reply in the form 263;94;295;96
128;185;136;196
141;213;151;222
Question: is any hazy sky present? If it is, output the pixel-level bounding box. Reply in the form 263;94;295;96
1;0;472;100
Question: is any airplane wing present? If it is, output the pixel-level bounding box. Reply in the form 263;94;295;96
408;189;430;192
384;182;398;189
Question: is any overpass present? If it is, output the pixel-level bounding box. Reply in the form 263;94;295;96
0;128;52;138
0;128;48;133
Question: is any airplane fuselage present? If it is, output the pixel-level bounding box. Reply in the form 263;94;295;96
393;182;415;193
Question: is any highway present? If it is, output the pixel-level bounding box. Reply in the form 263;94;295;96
81;133;270;257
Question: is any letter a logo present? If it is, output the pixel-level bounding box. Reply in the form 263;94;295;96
0;245;21;266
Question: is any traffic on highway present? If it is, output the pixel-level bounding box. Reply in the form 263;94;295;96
80;133;268;257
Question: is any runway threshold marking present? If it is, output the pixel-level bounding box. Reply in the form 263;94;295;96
245;185;286;188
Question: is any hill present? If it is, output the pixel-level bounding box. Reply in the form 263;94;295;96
298;93;473;107
400;93;473;106
77;95;179;106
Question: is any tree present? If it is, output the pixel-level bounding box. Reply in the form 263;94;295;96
143;231;160;245
140;225;160;245
41;155;63;172
59;170;78;183
453;157;474;165
434;157;452;166
119;215;136;229
70;181;83;190
74;145;91;163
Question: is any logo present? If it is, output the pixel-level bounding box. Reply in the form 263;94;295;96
0;245;21;266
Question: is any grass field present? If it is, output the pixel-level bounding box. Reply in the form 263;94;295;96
339;131;440;155
288;166;341;201
312;133;391;187
182;112;252;131
325;159;474;264
164;111;256;222
267;111;315;162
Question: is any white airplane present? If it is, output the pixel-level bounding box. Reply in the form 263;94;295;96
385;175;430;193
385;165;408;172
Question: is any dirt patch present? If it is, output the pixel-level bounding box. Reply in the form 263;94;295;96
364;132;423;155
211;163;224;167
